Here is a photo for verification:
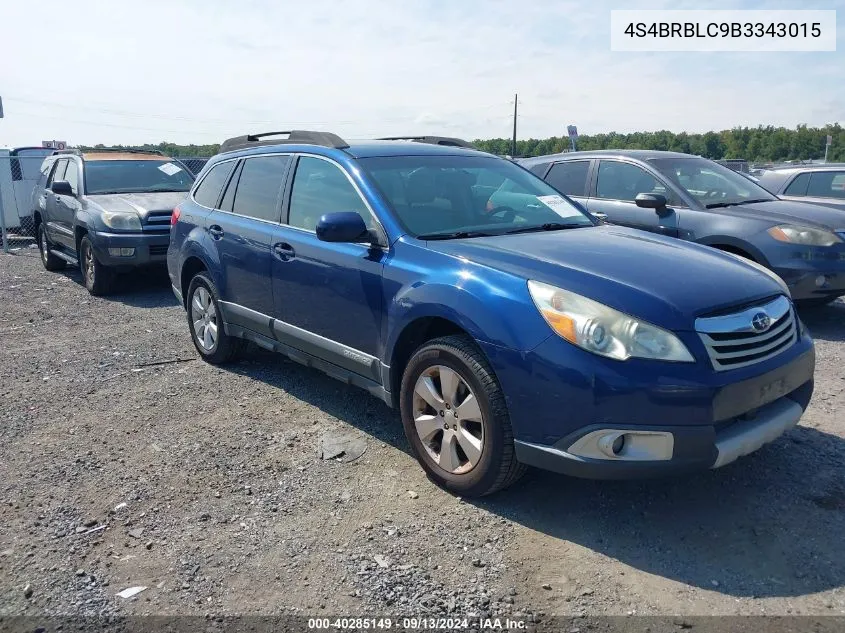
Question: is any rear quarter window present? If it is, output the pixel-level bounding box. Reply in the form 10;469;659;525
193;161;236;208
784;172;810;196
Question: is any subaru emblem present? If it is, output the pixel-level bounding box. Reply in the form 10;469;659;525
751;311;771;333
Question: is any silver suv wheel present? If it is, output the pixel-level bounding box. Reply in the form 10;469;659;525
191;286;218;351
412;364;484;475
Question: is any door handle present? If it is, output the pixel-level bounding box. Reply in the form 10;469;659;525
208;225;224;240
273;242;295;261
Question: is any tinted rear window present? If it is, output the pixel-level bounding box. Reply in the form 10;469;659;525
231;155;289;222
193;162;236;208
545;161;590;196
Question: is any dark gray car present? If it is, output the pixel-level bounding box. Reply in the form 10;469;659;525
519;150;845;305
34;149;194;295
755;163;845;211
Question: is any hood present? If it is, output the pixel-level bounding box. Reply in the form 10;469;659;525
86;192;189;218
722;199;845;230
427;226;786;331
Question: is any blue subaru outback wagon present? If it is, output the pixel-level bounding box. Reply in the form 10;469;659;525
168;131;815;496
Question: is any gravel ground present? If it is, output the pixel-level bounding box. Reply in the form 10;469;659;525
1;250;844;622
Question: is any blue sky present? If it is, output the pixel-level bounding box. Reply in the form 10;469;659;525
0;0;841;147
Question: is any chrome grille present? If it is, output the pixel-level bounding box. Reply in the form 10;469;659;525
695;296;797;371
143;212;173;231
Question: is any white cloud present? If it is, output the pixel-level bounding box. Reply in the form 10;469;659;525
0;0;841;147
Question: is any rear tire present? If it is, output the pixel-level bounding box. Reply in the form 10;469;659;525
37;224;65;271
79;236;114;296
186;272;242;364
400;334;526;497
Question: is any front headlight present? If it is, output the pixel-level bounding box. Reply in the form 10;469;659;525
768;225;842;247
102;211;142;231
527;281;695;362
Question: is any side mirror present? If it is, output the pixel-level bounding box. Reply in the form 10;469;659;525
51;180;74;196
591;211;609;223
316;212;369;243
635;193;667;210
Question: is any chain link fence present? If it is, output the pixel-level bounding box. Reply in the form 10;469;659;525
0;155;211;255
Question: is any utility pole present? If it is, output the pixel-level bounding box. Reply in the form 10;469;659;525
511;93;518;158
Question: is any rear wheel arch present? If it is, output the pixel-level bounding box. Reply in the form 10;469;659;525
180;256;209;308
74;226;88;255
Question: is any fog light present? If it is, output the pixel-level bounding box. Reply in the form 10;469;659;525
815;275;827;288
611;434;625;455
108;247;135;257
568;429;674;461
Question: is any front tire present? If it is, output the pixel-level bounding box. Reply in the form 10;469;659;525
79;236;113;296
400;335;526;497
37;224;65;271
186;272;242;364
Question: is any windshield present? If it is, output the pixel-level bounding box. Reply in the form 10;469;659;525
358;155;594;238
649;157;776;208
84;160;195;195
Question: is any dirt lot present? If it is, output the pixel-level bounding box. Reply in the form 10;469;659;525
1;249;844;621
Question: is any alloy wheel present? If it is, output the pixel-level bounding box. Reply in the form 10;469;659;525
84;245;95;284
412;365;484;475
191;286;218;352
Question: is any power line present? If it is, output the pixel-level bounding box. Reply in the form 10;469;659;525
5;96;515;127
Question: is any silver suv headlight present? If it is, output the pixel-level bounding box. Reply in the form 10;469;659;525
527;281;695;362
102;211;142;231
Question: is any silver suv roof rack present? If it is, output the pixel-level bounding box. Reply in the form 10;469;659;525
378;136;475;149
220;131;349;153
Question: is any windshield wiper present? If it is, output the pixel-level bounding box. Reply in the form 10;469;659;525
417;230;495;240
504;222;588;235
706;198;771;209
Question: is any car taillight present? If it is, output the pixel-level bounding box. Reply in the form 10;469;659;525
171;207;181;226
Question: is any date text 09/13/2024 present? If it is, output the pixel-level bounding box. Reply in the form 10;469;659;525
308;617;529;630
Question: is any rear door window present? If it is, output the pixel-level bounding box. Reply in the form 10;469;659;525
783;172;810;196
231;155;290;222
545;161;590;197
807;171;845;199
193;161;236;208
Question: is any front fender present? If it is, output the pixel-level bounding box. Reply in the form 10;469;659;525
696;234;770;266
383;263;552;365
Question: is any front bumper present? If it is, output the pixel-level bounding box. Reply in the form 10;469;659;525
514;390;808;478
768;244;845;301
777;267;845;301
483;331;815;479
88;230;170;267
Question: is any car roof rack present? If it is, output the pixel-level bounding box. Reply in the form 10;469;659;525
378;136;476;149
220;130;349;153
54;148;164;156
